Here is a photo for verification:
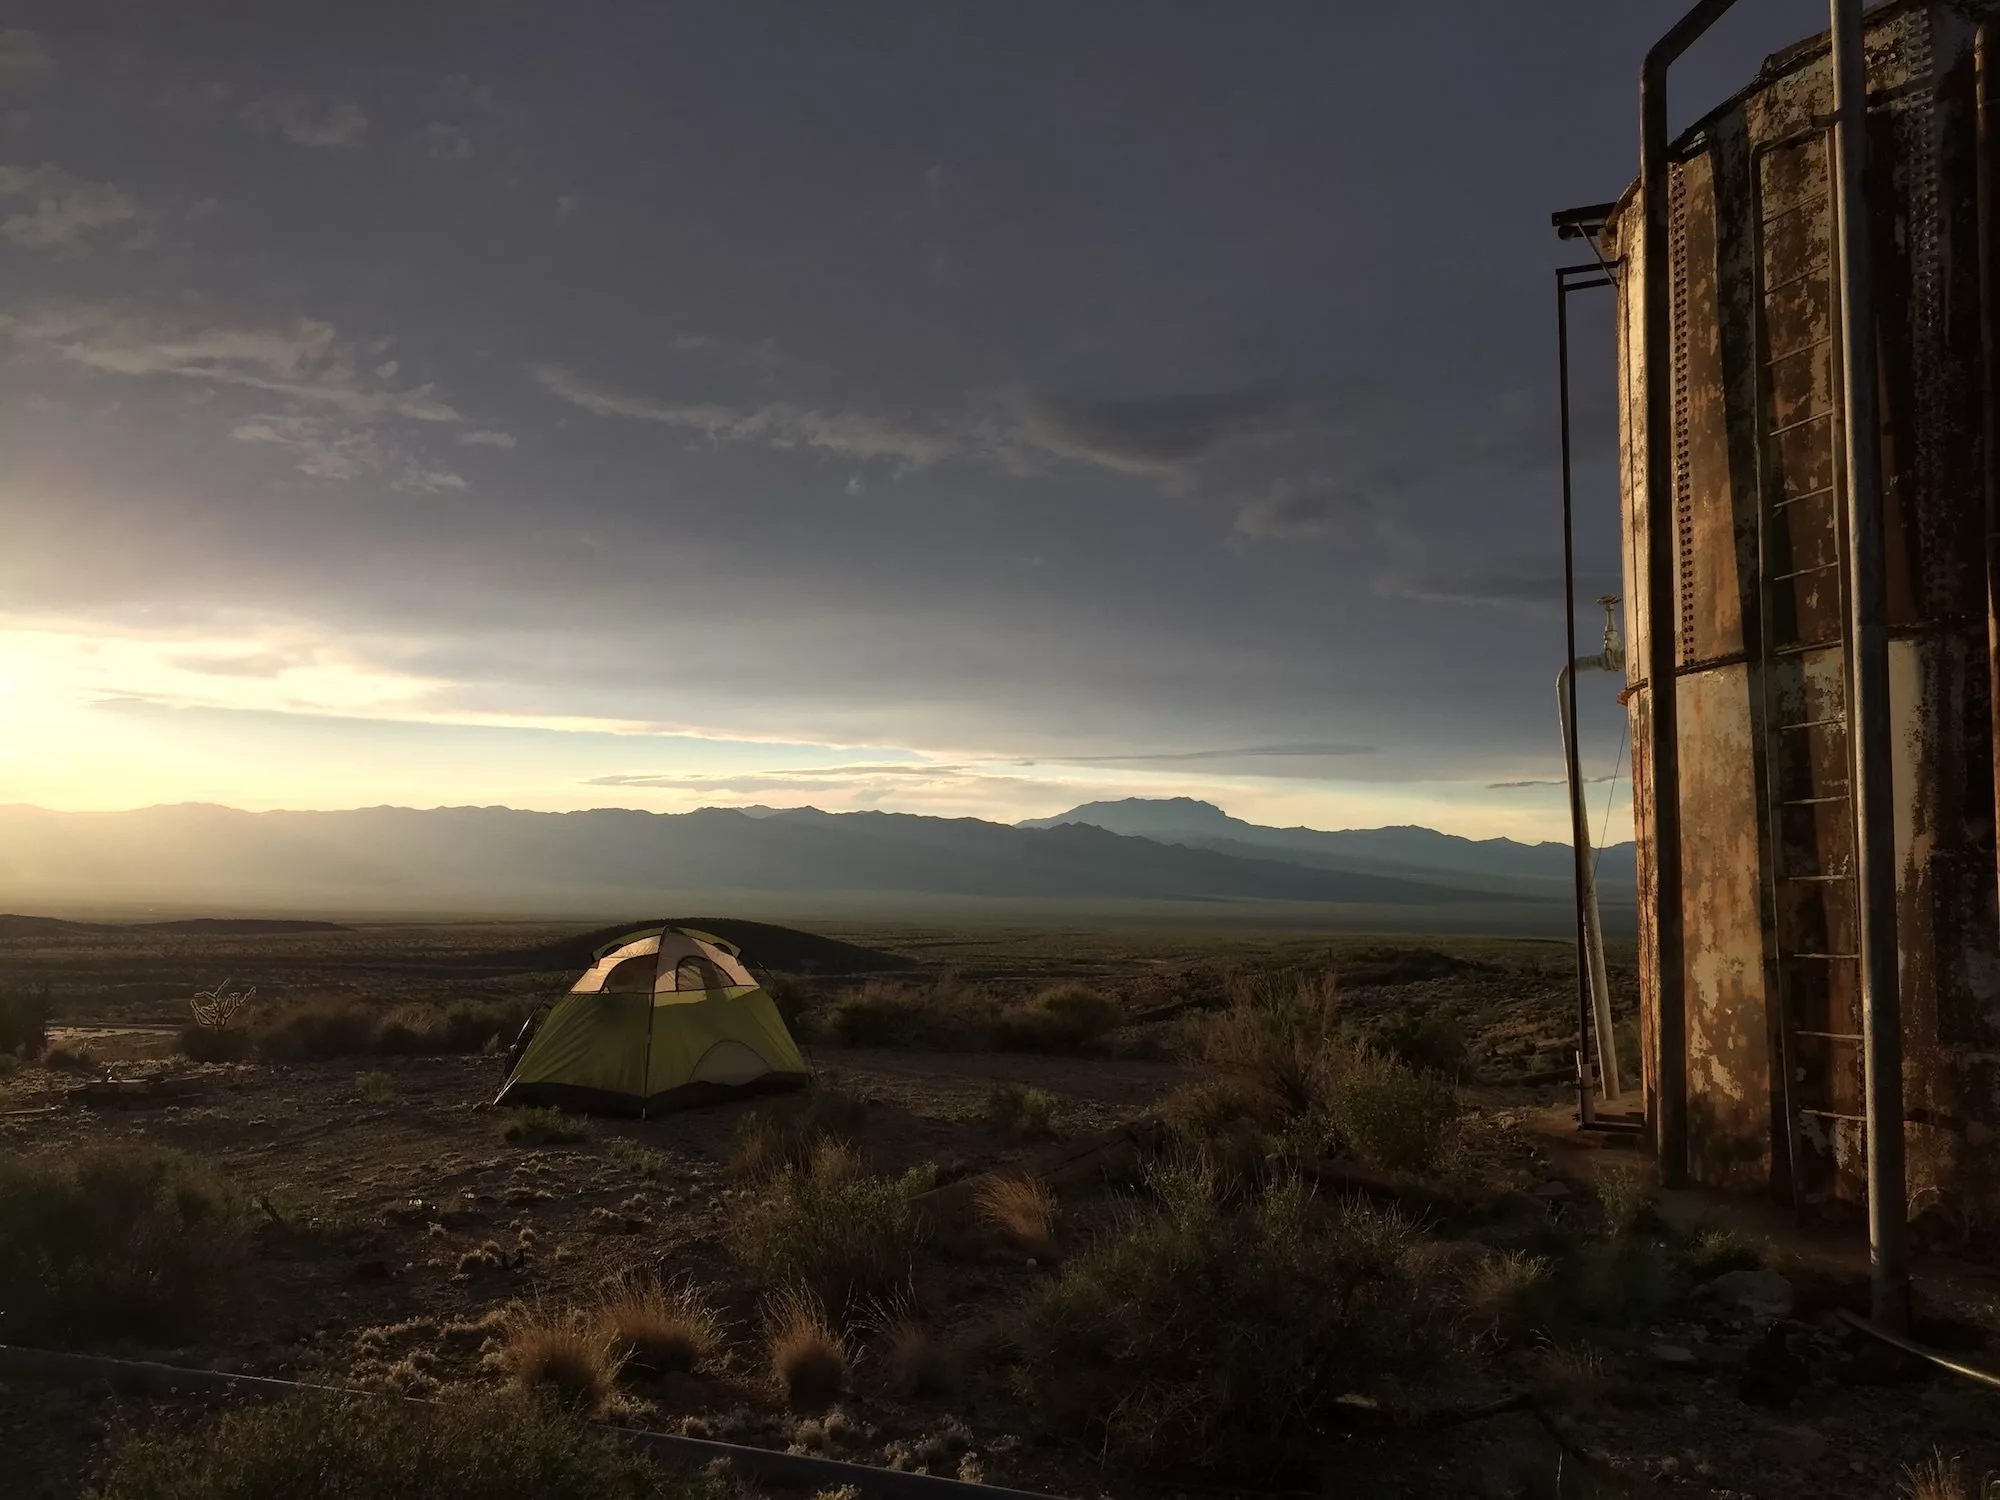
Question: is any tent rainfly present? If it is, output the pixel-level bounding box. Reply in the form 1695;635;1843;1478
494;926;808;1116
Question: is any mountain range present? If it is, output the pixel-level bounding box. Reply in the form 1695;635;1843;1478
0;799;1633;925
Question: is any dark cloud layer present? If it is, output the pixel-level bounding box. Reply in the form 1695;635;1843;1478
0;0;1846;820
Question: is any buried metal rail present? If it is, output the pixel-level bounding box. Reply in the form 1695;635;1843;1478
0;1343;1068;1500
1835;1311;2000;1396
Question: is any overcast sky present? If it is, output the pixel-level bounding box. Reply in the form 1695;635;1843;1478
0;1;1842;839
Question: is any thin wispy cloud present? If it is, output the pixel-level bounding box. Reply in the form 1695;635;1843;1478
458;429;516;448
417;122;472;163
239;94;368;149
531;363;960;468
0;164;140;254
1012;387;1294;477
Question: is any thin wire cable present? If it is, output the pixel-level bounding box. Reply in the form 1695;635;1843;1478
1593;722;1630;879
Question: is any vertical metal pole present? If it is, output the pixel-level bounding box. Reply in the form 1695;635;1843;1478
1977;24;2000;943
1641;47;1693;1190
1558;272;1597;1124
1828;0;1908;1332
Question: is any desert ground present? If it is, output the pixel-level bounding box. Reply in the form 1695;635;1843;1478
2;916;1997;1499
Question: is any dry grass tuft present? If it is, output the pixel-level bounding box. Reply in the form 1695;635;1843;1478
503;1108;593;1146
974;1174;1060;1261
729;1088;866;1180
1457;1251;1555;1345
498;1303;626;1414
729;1149;933;1316
765;1286;849;1411
981;1082;1060;1142
1904;1450;1972;1500
1593;1164;1656;1241
354;1070;394;1101
882;1316;958;1398
597;1275;725;1375
457;1241;507;1276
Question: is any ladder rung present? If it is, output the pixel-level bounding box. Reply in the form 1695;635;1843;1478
1783;872;1853;883
1775;714;1848;732
1759;192;1830;226
1796;1108;1867;1123
1793;1030;1864;1041
1770;639;1849;658
1767;334;1835;365
1768;408;1835;439
1769;560;1840;582
1788;952;1861;961
1762;260;1833;296
1770;484;1838;511
1780;793;1850;805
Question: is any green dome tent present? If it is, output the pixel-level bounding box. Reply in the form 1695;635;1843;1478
494;925;809;1116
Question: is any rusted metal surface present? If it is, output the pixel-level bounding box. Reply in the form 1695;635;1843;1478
1608;0;2000;1238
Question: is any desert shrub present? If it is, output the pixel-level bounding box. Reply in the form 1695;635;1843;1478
728;1087;865;1179
1158;1078;1261;1143
355;1070;394;1101
974;1175;1060;1260
762;972;820;1031
0;1144;250;1340
251;997;379;1061
730;1151;933;1316
1198;972;1343;1123
1318;1044;1462;1174
178;995;530;1063
499;1303;625;1413
1337;945;1485;987
85;1391;744;1500
865;1297;958;1398
0;1049;18;1077
45;1043;98;1072
764;1285;848;1410
1012;1159;1457;1476
1364;1008;1471;1081
607;1137;672;1180
991;984;1121;1054
504;1108;593;1145
598;1275;725;1375
0;983;52;1059
981;1082;1059;1142
822;984;922;1047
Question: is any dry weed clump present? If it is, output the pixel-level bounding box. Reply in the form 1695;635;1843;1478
85;1390;749;1500
980;1082;1060;1142
598;1275;726;1375
503;1107;593;1145
1319;1042;1463;1175
497;1303;626;1414
974;1175;1060;1261
1012;1159;1457;1477
606;1137;672;1180
1456;1250;1556;1346
764;1285;849;1410
0;1143;250;1340
882;1317;958;1398
728;1148;934;1316
1593;1164;1656;1241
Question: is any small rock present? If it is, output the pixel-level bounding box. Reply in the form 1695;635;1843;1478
1767;1424;1827;1466
1650;1344;1699;1368
1529;1179;1572;1200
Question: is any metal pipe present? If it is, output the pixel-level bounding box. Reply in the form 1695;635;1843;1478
1641;0;1741;1188
1836;1310;2000;1393
1558;266;1596;1123
1558;654;1623;1099
1827;0;1908;1333
0;1343;1065;1500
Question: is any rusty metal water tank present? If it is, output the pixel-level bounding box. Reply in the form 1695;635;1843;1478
1603;0;2000;1240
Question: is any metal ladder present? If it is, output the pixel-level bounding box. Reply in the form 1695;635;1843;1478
1748;126;1867;1209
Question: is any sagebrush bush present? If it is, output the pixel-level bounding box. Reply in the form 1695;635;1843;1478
981;1082;1059;1142
1593;1164;1656;1241
1319;1043;1462;1174
1012;1159;1457;1476
0;984;52;1060
606;1137;672;1180
822;984;924;1047
86;1391;745;1500
1363;1008;1471;1082
730;1149;933;1316
176;995;528;1064
0;1145;250;1340
728;1087;865;1179
1199;973;1344;1123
